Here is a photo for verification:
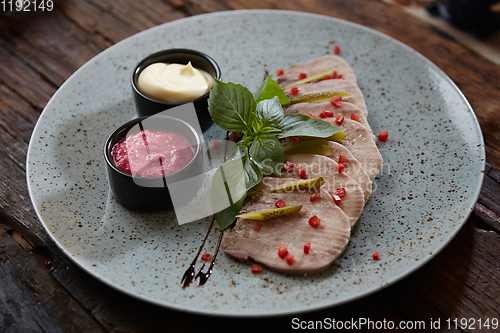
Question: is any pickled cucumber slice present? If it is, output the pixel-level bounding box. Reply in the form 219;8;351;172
289;91;351;104
283;140;334;156
283;68;336;89
236;205;303;221
265;176;325;192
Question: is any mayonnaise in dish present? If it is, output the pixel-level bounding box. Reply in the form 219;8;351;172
137;62;215;103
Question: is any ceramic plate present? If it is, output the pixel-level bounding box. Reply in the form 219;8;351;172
26;10;485;317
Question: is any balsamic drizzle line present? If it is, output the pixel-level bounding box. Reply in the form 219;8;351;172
181;131;231;288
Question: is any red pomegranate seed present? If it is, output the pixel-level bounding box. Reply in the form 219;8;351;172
336;188;346;198
213;140;220;150
309;215;321;228
378;131;389;142
291;136;300;142
44;260;52;267
298;72;307;80
275;199;286;208
283;160;295;172
333;44;340;54
335;115;344;125
254;223;262;231
332;194;342;205
337;74;344;80
373;251;380;260
322;109;334;118
232;131;239;141
201;253;211;261
338;155;347;164
330;95;343;108
336;163;345;173
310;192;320;202
285;254;295;265
251;264;262;273
304;242;311;254
323;75;331;80
278;245;288;259
332;71;338;79
297;166;306;179
350;114;359;121
290;87;300;95
275;69;284;75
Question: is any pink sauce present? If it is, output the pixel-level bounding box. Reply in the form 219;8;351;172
111;130;195;177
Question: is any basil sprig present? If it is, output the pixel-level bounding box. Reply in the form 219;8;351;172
208;78;342;230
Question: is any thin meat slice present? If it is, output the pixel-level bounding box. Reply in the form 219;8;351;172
276;55;356;88
284;80;368;117
324;141;372;202
283;154;365;227
323;118;383;180
284;101;374;139
221;177;351;274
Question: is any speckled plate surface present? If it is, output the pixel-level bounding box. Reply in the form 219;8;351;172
26;10;485;317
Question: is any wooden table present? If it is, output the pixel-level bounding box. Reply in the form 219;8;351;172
1;0;499;331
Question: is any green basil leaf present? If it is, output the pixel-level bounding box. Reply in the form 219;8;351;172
210;158;246;216
215;196;245;231
208;80;256;133
243;155;263;191
249;134;284;177
276;114;342;139
254;77;290;106
253;96;284;134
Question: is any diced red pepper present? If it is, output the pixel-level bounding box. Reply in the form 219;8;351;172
378;131;389;142
304;242;311;254
310;192;320;202
322;109;334;118
332;71;338;79
213;140;220;150
232;131;240;141
275;199;286;208
336;188;346;198
283;160;295;172
336;163;345;173
297;166;306;179
333;44;340;54
319;112;326;119
278;245;288;259
251;264;262;273
201;253;211;261
338;155;348;164
330;95;343;108
275;69;284;76
335;115;344;125
337;74;344;80
373;251;380;260
290;87;300;95
332;194;342;205
323;75;331;80
291;136;300;142
254;223;262;231
285;254;295;265
350;114;360;121
298;72;307;80
309;215;321;228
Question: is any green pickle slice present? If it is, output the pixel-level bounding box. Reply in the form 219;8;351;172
236;205;303;221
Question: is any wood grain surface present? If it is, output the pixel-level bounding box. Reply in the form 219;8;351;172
1;0;499;332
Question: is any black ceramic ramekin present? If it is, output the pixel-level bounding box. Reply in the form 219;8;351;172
131;49;221;132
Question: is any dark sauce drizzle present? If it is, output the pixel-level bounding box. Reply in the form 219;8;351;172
181;131;231;288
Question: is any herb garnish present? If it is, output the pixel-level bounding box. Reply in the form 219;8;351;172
208;77;344;231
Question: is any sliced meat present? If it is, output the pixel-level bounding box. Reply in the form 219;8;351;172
276;55;356;88
322;118;383;180
284;101;374;140
283;154;365;227
221;177;351;274
284;80;368;117
323;141;372;202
